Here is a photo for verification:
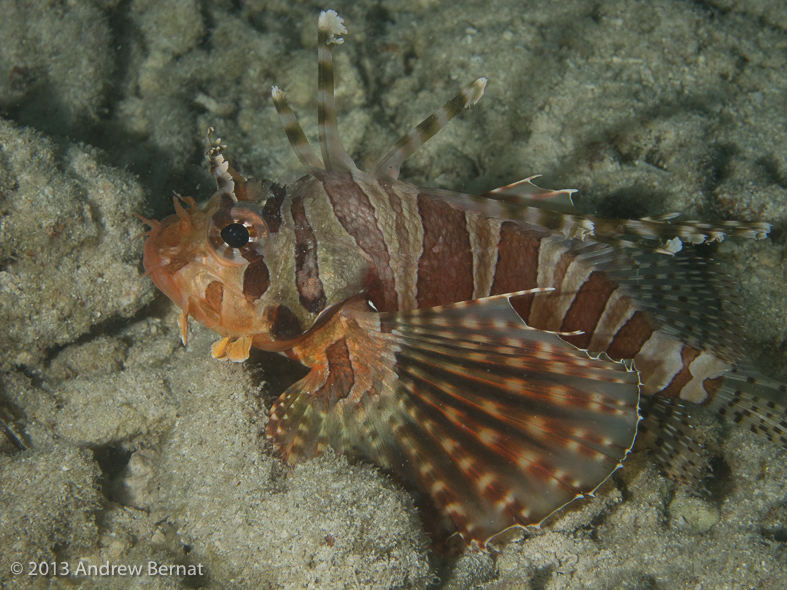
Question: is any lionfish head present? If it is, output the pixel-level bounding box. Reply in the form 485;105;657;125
142;186;289;344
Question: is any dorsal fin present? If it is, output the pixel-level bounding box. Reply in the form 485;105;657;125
411;183;595;240
371;77;487;179
204;128;238;201
409;177;771;249
589;214;771;253
271;87;325;176
482;176;580;214
316;10;357;172
271;10;361;176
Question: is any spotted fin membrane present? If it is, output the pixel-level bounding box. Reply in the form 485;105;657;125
268;292;640;548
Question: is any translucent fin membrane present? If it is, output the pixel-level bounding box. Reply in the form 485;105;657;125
638;395;704;483
268;293;640;548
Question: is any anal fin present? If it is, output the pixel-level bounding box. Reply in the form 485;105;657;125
267;292;640;548
637;395;705;483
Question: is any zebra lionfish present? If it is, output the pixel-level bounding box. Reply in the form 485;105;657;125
141;10;786;549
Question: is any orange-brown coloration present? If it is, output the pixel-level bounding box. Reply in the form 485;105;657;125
140;10;784;550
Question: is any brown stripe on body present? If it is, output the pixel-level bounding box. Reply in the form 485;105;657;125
265;304;304;341
415;195;474;308
652;347;730;403
291;198;327;314
323;175;398;311
587;289;636;353
560;271;619;349
490;221;546;321
543;254;597;333
657;346;702;398
606;311;654;361
262;182;287;233
634;331;689;395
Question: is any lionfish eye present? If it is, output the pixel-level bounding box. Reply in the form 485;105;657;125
207;202;267;265
221;223;250;248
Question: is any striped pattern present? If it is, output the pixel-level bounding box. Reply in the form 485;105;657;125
271;87;324;176
294;167;766;439
371;77;487;179
322;175;398;311
262;182;287;233
291;198;327;313
143;10;784;551
269;295;639;547
415;196;473;307
273;130;749;416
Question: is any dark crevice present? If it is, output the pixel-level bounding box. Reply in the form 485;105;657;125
92;444;133;501
249;348;309;408
698;453;735;506
529;565;555;590
700;143;739;197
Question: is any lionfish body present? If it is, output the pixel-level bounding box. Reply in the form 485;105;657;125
142;11;786;549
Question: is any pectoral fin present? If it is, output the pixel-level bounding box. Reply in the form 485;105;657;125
267;292;641;548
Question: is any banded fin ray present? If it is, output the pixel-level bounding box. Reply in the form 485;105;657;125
271;9;362;176
267;292;640;548
316;10;357;172
588;214;771;252
204;128;238;199
271;87;325;176
371;77;487;180
407;180;770;249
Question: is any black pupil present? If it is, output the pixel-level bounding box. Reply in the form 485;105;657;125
221;223;250;248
